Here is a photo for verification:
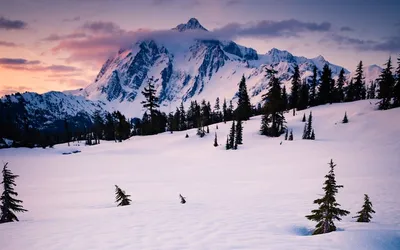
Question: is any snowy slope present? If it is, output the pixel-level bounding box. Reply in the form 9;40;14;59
0;100;399;250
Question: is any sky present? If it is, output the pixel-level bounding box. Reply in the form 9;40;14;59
0;0;399;96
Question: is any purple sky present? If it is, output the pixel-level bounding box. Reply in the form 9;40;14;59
0;0;399;95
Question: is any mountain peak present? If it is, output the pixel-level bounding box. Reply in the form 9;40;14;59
172;18;208;32
314;55;326;61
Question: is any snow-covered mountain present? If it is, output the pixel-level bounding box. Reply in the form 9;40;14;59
0;91;106;131
69;18;364;117
1;18;383;127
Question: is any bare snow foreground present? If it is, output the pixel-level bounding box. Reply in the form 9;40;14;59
0;100;400;250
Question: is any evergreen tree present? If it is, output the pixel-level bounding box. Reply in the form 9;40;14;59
353;61;365;101
302;122;307;139
214;132;218;147
284;129;288;140
141;77;160;133
309;66;318;107
393;56;400;107
288;130;293;141
353;194;375;223
206;125;210;134
225;135;230;150
228;100;234;121
302;113;306;122
179;102;187;130
64;119;70;146
229;120;236;149
336;68;346;102
342;112;348;123
236;75;252;120
114;185;131;207
213;97;221;123
297;80;309;110
306;159;350;235
306;112;313;139
318;64;333;105
282;85;288;111
302;112;315;140
185;133;189;138
378;57;395;110
260;68;286;137
0;163;27;223
167;112;174;133
367;81;376;99
235;120;243;145
290;64;301;115
345;79;355;102
222;98;228;123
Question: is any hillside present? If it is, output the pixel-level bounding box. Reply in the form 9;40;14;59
0;100;399;250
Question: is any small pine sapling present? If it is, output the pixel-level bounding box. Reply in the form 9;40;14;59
311;129;315;140
353;194;375;222
185;133;189;138
342;112;349;123
302;114;306;122
179;194;186;204
206;126;210;134
214;132;218;147
284;129;288;140
114;185;131;207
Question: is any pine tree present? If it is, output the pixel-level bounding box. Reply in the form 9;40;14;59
302;113;306;122
179;102;187;130
306;112;313;139
225;135;230;150
353;61;365;101
282;85;288;111
185;133;189;138
229;120;236;149
236;75;252;121
213;97;221;123
114;185;131;207
260;68;286;137
345;79;355;102
288;130;293;141
342;112;348;123
302;123;307;139
235;120;243;145
309;66;318;107
318;64;333;105
306;160;350;235
290;64;301;116
214;132;218;147
284;129;288;140
297;80;309;110
393;55;400;107
141;77;160;133
206;126;210;134
1;163;27;223
336;68;346;102
378;57;395;110
222;98;228;123
353;194;375;223
310;129;315;140
64;119;70;146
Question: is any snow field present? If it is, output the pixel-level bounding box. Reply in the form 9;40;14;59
0;100;399;250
